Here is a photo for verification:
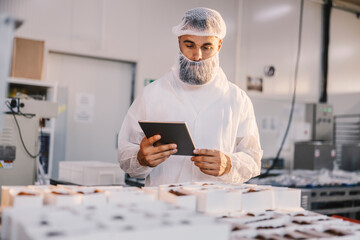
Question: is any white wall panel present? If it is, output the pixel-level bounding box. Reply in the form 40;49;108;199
104;0;140;61
0;0;74;49
328;93;360;115
328;8;360;93
0;0;239;97
238;0;323;166
48;53;133;164
238;0;322;101
71;0;103;50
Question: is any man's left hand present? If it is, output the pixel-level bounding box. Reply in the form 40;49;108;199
191;149;231;176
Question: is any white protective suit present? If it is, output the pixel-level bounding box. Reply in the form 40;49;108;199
118;66;263;186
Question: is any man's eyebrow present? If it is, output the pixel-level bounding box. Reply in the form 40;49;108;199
183;40;214;46
183;40;194;44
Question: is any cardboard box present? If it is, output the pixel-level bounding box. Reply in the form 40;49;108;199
225;189;243;212
2;206;53;240
11;37;45;80
58;186;108;206
272;187;302;210
9;188;43;208
194;189;228;213
113;223;230;240
1;207;21;240
43;189;82;206
141;186;159;200
1;186;26;208
1;186;43;209
16;208;100;240
106;188;154;205
241;188;273;212
159;187;196;211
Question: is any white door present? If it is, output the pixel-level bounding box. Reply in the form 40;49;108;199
48;53;133;165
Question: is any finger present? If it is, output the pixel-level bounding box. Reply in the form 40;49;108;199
147;135;161;145
147;149;177;162
147;156;169;167
141;143;176;160
154;143;177;153
194;161;218;170
191;156;216;164
193;148;217;156
199;168;219;176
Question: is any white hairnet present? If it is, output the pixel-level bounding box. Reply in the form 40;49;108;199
172;7;226;39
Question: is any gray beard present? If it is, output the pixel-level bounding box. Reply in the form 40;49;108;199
178;52;219;85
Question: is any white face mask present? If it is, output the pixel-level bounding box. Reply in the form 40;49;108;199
178;51;219;85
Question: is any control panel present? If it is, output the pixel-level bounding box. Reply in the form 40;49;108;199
305;103;333;141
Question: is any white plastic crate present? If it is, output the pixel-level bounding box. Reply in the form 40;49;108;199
58;161;124;185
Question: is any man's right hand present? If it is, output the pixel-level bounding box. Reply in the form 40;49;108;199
137;135;177;167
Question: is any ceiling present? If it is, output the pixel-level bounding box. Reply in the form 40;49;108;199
333;0;360;13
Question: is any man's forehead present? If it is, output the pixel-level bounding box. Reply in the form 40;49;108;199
179;35;219;44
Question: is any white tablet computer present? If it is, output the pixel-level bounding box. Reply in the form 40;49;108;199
138;121;196;156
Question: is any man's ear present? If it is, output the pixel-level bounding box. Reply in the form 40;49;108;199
218;39;223;52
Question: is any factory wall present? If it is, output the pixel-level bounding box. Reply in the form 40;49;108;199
1;0;359;169
237;0;360;167
0;0;239;97
238;0;323;165
327;7;360;116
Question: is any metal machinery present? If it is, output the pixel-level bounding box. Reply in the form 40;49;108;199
305;103;334;141
0;114;39;186
294;141;336;170
0;14;58;201
294;103;336;170
341;143;360;171
301;186;360;220
334;114;360;171
294;106;360;219
0;14;20;200
0;99;58;200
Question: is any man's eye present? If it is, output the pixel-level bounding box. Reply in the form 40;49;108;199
202;46;212;51
186;45;194;48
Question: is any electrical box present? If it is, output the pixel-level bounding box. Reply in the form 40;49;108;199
305;103;333;141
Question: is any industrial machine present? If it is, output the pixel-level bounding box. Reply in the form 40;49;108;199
0;114;39;185
294;141;336;170
6;98;58;119
334;114;360;171
294;103;336;170
0;13;60;202
0;99;58;200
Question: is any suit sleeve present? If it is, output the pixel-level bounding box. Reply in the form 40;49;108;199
219;94;263;183
117;96;153;179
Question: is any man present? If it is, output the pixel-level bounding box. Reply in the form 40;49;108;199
118;7;263;186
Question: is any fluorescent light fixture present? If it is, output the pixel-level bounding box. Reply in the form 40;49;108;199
254;5;293;22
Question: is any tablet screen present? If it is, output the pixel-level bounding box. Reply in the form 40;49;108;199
138;121;196;156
